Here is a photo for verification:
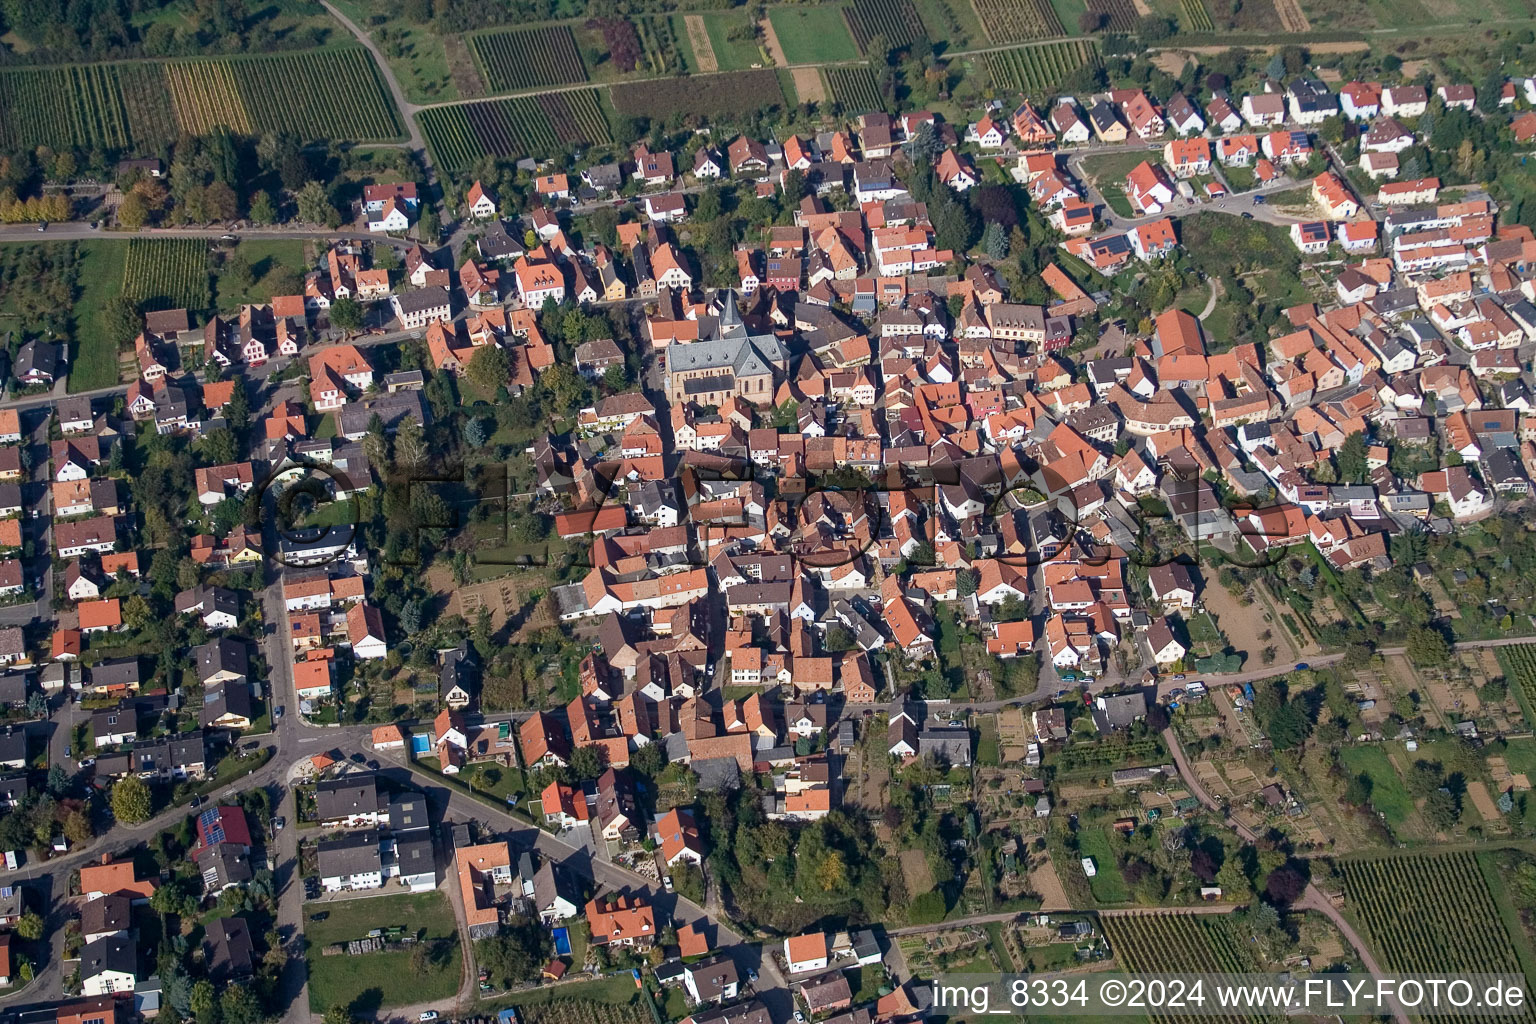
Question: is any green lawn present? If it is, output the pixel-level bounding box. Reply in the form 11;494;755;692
327;0;457;102
1080;151;1152;219
1500;738;1536;778
1047;0;1090;34
1076;828;1130;903
412;757;534;819
975;715;1000;767
71;240;130;392
768;7;859;63
215;239;309;310
909;0;986;48
696;11;762;72
1221;163;1258;192
305;890;463;1013
1339;745;1414;826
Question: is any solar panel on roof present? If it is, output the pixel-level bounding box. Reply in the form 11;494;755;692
199;808;226;845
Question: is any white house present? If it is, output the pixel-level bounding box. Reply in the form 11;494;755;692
318;831;384;892
346;603;388;661
466;181;498;219
367;199;410;234
784;932;829;974
79;936;137;996
1381;86;1428;118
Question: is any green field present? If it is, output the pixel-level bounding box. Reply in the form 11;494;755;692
73;241;130;393
1076;827;1129;903
1339;745;1413;825
305;890;463;1013
695;11;764;72
910;0;987;48
768;7;860;63
1081;149;1151;218
215;239;309;310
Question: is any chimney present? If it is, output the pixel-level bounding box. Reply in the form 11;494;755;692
101;853;112;865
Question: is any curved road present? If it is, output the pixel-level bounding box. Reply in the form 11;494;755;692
318;0;450;238
1160;726;1409;1024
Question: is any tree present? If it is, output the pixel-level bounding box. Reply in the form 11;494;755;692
394;415;428;470
1343;771;1373;807
103;295;143;347
248;190;276;225
220;985;259;1024
1424;788;1461;830
903;121;943;162
46;762;68;796
1262;699;1309;749
63;810;93;844
418;204;439;242
1262;866;1306;905
1137;14;1173;40
13;911;43;941
1479;70;1506;115
570;745;606;780
329;297;364;335
295;180;336;226
630;741;667;778
323;1007;352;1024
1078;9;1104;31
466;344;510;394
117;191;149;229
189;980;219;1024
1405;625;1451;667
464;417;491;447
111;775;153;824
816;849;848;891
982;221;1009;260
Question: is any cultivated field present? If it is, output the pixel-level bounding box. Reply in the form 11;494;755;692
845;0;928;53
1102;914;1266;1023
469;25;588;92
1341;851;1535;1017
973;0;1066;41
420;88;612;174
983;39;1102;95
824;65;883;111
0;65;132;152
123;238;211;313
611;69;788;119
0;50;402;153
1086;0;1141;30
1180;0;1217;29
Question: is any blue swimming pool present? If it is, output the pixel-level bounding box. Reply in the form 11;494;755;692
552;928;571;955
410;734;429;755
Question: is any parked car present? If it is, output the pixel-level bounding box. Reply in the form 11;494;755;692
663;875;674;892
1295;663;1309;671
309;912;329;922
420;1012;439;1021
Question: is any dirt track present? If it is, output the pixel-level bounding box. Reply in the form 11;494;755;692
684;15;719;73
760;16;788;66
